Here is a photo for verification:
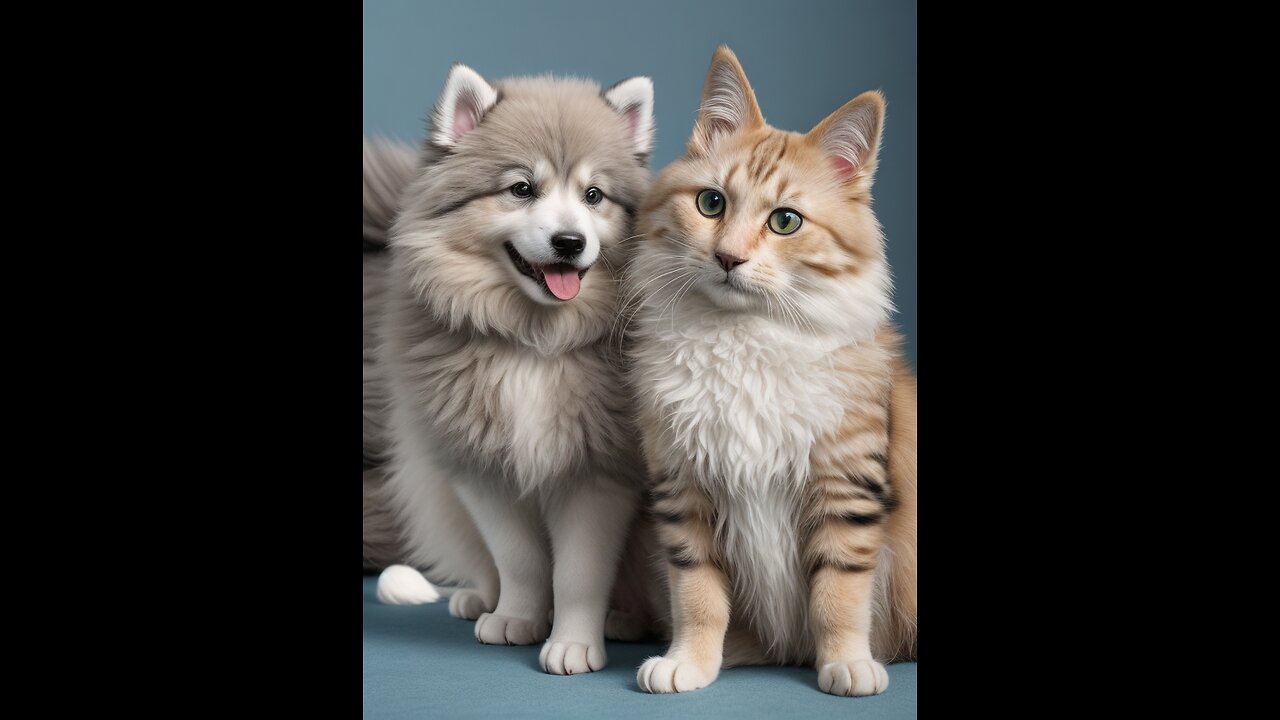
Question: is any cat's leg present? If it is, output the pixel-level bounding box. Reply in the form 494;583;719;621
538;479;639;674
453;480;552;645
636;479;728;693
805;418;894;697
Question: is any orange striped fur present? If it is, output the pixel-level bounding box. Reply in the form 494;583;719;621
625;47;916;697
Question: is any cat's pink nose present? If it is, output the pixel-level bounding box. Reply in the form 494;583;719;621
715;252;748;272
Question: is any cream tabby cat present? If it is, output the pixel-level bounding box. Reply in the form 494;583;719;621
624;47;917;696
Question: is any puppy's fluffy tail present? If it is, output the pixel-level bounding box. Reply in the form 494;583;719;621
363;137;418;572
363;137;419;249
877;355;917;661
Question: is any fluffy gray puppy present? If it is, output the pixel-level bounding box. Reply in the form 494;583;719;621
363;64;654;676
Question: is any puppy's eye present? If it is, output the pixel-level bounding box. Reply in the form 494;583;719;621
696;189;725;217
584;186;603;205
511;182;533;198
768;209;803;235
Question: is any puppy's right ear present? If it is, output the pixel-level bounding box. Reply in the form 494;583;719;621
430;64;499;148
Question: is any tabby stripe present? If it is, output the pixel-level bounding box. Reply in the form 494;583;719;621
724;163;744;190
836;511;885;526
847;473;887;499
649;488;677;503
870;452;888;466
810;560;874;577
805;215;865;261
848;474;898;513
800;259;843;278
667;545;697;568
748;136;780;177
818;485;876;502
758;136;788;183
653;510;685;524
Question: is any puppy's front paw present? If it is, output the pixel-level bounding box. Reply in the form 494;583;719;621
539;639;607;675
474;612;549;645
817;659;889;697
448;589;494;620
636;655;718;693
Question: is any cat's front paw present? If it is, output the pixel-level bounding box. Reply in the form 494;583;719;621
636;655;718;693
539;638;607;675
448;589;495;620
817;659;889;697
474;612;549;645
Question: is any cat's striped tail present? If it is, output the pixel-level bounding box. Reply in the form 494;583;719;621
877;357;917;660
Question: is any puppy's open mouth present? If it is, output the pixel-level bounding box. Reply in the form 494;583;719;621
504;242;590;301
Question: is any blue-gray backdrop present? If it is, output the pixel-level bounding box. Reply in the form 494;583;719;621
364;0;916;366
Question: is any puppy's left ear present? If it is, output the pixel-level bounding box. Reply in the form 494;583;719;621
604;76;655;156
430;63;499;148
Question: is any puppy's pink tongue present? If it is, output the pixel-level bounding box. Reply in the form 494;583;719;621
542;264;581;300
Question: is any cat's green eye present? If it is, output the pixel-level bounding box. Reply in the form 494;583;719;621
696;189;725;217
768;209;803;235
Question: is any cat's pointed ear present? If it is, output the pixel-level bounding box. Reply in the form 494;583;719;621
690;46;764;154
604;76;655;156
430;63;499;148
809;90;885;184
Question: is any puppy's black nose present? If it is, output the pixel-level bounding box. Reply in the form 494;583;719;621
550;232;586;258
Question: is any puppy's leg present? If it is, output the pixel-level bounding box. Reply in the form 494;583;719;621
379;433;498;617
537;480;638;674
454;482;552;645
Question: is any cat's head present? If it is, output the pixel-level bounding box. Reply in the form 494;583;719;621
635;46;891;339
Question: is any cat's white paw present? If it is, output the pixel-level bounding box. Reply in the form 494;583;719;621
604;609;646;641
636;655;718;693
539;639;607;675
474;612;549;645
376;565;440;605
817;659;889;697
448;589;494;619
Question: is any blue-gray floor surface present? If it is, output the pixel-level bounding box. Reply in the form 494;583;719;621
364;577;917;718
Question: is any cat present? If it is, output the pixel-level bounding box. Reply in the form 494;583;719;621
622;46;917;696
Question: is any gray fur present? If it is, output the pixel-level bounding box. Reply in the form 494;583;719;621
363;138;420;568
363;137;419;247
364;68;654;653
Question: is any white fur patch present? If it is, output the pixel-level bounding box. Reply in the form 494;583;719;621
636;311;848;491
376;564;441;605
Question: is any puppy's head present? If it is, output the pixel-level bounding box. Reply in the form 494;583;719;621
391;65;653;350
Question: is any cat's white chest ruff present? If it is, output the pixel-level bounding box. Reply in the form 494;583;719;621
636;314;847;491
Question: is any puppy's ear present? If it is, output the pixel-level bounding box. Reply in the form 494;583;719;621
809;90;885;185
689;46;763;155
603;76;655;156
430;63;499;148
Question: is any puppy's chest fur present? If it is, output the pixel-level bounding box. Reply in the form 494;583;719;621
634;314;862;659
385;288;633;492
